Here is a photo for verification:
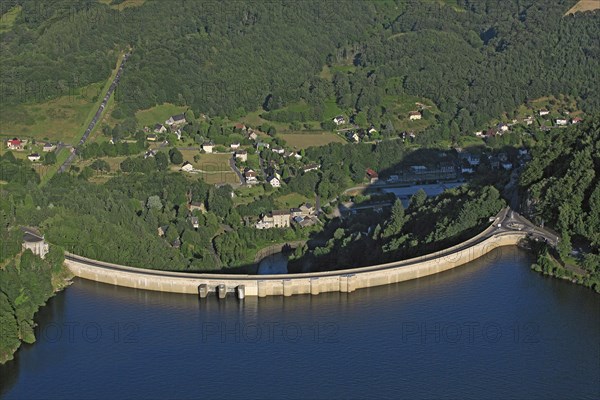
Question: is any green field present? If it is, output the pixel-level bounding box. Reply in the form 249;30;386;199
135;104;187;128
176;151;239;185
98;0;147;9
0;82;108;144
0;5;21;33
0;51;126;145
279;132;346;150
275;192;311;209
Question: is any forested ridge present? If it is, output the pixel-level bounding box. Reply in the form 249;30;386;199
520;116;600;290
1;0;598;135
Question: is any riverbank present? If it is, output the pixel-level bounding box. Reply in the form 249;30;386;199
0;251;72;365
530;248;600;293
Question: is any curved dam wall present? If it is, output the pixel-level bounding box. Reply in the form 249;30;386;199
64;231;527;297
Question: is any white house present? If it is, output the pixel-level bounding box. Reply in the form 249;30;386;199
555;119;568;126
27;153;41;162
202;142;215;153
501;162;513;170
267;176;281;188
244;168;258;183
154;124;167;134
181;162;194;172
539;110;550;116
165;114;186;126
348;132;360;142
42;143;56;152
230;142;241;150
333;115;346;126
302;164;320;173
235;150;248;162
7;138;24;150
408;111;422;120
272;147;285;155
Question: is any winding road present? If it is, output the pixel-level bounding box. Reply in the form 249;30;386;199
58;52;131;174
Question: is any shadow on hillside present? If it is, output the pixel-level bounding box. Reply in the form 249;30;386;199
224;144;519;275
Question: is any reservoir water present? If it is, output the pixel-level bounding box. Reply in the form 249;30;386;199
1;248;598;399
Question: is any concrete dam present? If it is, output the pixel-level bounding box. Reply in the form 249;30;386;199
64;208;536;298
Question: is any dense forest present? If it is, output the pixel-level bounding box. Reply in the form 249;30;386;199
0;158;71;364
1;0;598;134
520;116;600;290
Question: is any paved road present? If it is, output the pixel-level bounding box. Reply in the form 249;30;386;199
58;53;131;174
229;156;245;185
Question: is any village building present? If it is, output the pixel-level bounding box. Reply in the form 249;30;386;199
302;163;320;173
408;111;422;120
366;168;379;183
333;115;346;126
267;176;281;188
256;141;270;150
188;201;206;213
410;165;428;174
244;168;258;184
438;161;455;173
571;117;583;124
42;143;56;152
144;149;157;159
555;119;568;126
235;150;248;162
248;131;258;141
27;153;41;162
181;162;194;172
539;109;550;116
146;134;158;142
255;210;291;229
230;142;241;150
6;138;24;150
189;216;199;229
299;203;315;216
154;124;167;134
498;123;509;132
157;225;169;237
165;114;186;127
202;142;215;153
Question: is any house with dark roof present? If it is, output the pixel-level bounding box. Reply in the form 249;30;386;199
166;114;186;126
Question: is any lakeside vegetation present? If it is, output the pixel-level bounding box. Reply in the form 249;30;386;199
521;117;600;291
